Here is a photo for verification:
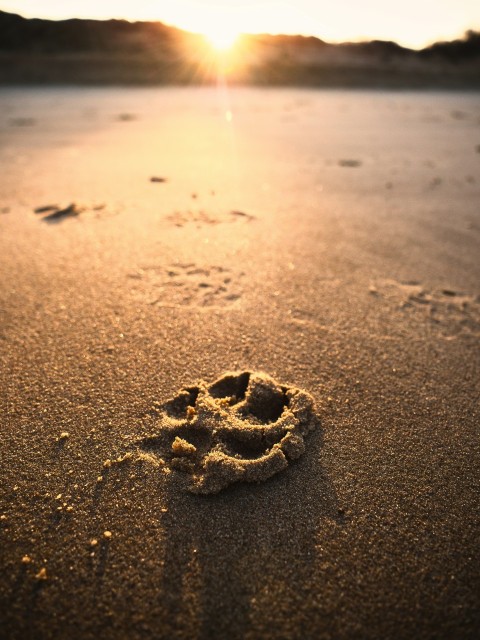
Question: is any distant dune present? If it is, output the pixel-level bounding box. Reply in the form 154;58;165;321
0;10;479;87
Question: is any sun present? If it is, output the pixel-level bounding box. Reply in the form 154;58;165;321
204;27;239;52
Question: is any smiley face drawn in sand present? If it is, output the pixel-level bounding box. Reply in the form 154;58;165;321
136;372;317;494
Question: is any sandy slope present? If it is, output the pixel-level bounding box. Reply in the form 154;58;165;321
0;87;479;639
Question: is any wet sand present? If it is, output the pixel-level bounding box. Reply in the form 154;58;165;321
0;87;479;639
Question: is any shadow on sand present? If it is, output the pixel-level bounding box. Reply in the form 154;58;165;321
156;422;340;639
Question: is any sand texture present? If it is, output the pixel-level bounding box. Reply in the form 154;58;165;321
0;88;479;640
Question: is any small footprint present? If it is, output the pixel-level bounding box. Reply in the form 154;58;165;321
167;210;220;227
131;371;318;494
371;279;480;336
130;263;244;309
167;209;255;228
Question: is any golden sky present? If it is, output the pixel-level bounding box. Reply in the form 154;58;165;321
2;0;480;49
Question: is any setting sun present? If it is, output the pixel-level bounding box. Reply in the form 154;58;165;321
204;27;239;52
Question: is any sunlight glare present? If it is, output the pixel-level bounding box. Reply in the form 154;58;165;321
204;27;239;52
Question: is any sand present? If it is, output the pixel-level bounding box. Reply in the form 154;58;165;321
133;371;316;494
0;87;479;639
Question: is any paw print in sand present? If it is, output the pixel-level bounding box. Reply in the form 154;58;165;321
136;372;317;494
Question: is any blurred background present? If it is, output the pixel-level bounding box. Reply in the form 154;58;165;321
0;1;479;88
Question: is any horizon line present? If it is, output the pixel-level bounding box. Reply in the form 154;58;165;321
2;7;479;52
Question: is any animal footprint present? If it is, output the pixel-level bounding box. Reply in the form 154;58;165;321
167;209;254;227
134;371;317;494
130;263;243;308
371;279;480;335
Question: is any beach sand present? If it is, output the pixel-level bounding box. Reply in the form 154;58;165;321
0;87;479;639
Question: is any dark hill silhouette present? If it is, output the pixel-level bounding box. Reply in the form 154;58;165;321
0;10;181;53
420;30;480;62
0;10;478;87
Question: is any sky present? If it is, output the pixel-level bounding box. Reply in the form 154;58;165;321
1;1;480;49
